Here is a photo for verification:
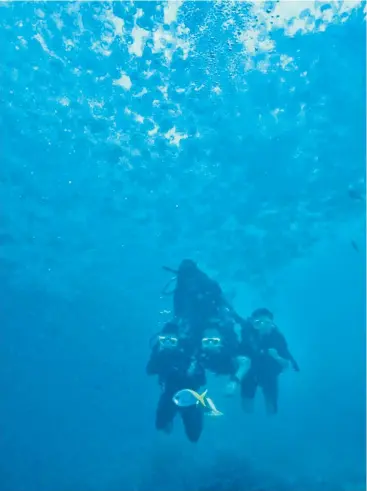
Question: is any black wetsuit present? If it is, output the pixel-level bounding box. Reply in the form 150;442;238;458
146;344;206;442
200;350;237;376
239;321;299;413
174;268;225;340
199;330;240;377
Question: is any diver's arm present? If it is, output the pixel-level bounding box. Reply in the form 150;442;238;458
234;355;251;381
214;282;235;314
187;356;206;385
196;364;207;387
221;295;244;325
271;332;300;372
146;357;158;375
212;279;223;299
146;345;160;375
225;356;251;396
268;348;290;370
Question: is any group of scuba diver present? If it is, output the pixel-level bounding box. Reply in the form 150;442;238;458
146;259;300;443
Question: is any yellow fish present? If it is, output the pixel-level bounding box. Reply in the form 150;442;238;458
173;389;223;416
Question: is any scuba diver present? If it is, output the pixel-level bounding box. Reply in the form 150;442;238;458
162;260;239;345
146;321;206;442
200;326;237;375
198;325;252;395
233;308;300;415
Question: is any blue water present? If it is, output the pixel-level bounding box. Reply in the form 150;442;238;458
0;2;366;490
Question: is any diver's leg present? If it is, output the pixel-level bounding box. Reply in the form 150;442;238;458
180;406;203;443
155;391;177;433
240;373;257;413
261;375;279;415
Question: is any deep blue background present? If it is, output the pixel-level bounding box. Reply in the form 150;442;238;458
0;2;365;490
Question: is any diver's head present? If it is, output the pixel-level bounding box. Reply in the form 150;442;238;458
201;327;223;353
177;259;199;282
250;308;275;334
178;259;197;272
158;322;180;350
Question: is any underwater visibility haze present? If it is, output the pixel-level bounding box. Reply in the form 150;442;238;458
0;1;366;490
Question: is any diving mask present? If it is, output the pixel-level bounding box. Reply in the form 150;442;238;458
252;318;274;331
158;335;179;349
201;337;222;349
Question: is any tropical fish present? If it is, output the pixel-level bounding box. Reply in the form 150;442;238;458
173;389;223;416
173;388;208;407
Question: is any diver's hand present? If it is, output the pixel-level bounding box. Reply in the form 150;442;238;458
225;380;238;397
267;348;279;359
268;349;289;369
187;360;198;377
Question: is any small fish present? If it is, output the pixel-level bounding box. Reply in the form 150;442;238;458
173;388;208;407
173;389;223;416
348;187;364;201
351;240;359;252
